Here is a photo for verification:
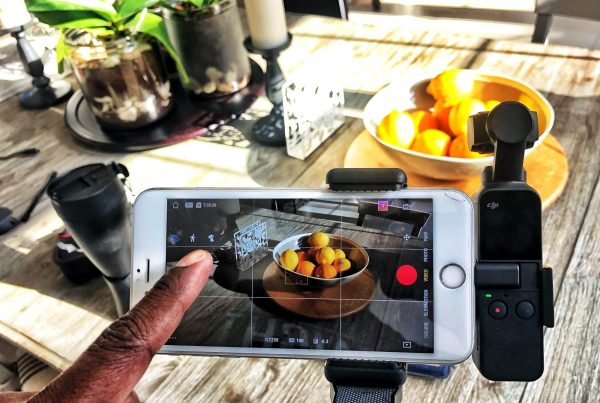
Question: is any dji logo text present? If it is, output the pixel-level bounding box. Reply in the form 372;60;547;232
486;202;500;210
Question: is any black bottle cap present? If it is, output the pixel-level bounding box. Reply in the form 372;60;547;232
47;163;129;222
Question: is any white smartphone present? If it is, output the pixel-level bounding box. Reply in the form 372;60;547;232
131;188;474;364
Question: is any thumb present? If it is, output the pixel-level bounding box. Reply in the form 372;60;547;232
30;250;212;403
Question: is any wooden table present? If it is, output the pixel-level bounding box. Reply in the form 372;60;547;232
1;14;599;403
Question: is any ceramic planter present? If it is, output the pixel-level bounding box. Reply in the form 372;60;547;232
163;0;251;97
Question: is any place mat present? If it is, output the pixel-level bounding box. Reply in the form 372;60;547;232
344;131;569;210
65;59;264;152
262;262;375;320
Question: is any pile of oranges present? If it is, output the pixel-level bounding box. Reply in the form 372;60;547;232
279;232;351;279
377;69;503;158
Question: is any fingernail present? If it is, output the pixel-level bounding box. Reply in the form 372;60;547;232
176;250;211;267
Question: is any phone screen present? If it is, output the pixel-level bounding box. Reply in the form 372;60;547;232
165;197;434;354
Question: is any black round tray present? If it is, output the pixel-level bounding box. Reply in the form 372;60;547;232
65;59;264;152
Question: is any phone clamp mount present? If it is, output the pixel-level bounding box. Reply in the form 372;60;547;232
324;168;450;403
468;101;554;381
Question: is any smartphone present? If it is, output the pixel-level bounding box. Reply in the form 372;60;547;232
131;188;474;364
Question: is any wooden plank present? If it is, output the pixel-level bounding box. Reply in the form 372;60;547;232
519;176;600;402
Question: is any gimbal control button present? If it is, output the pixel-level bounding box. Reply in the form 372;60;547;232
488;301;507;319
516;301;535;319
440;264;466;289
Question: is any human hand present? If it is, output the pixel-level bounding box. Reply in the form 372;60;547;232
2;250;212;403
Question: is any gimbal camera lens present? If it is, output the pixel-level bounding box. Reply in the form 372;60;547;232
468;101;539;154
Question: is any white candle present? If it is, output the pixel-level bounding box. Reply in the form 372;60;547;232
0;0;32;30
244;0;288;50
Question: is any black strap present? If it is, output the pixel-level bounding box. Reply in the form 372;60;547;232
332;385;398;403
325;360;407;403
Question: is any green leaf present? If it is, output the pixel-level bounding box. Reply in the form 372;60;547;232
26;0;117;21
55;33;65;72
125;12;189;83
55;18;112;28
188;0;218;9
31;11;111;28
115;0;160;19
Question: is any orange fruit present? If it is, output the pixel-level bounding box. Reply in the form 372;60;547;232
433;99;453;135
296;261;316;276
484;99;501;111
377;110;415;148
315;264;337;279
449;135;487;159
333;258;352;273
280;249;299;271
308;247;320;262
308;232;329;248
426;69;475;106
448;98;486;137
296;251;308;263
411;129;451;156
333;249;346;260
410;110;438;133
316;247;336;265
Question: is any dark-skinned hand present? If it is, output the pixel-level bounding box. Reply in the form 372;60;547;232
1;250;212;403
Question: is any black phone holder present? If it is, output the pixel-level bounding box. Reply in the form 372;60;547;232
324;168;450;402
468;101;554;381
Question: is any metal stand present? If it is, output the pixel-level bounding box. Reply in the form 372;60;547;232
9;24;72;109
244;34;292;146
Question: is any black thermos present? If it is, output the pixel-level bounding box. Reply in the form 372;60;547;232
47;162;131;316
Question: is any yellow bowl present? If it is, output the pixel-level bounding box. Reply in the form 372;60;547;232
363;72;554;180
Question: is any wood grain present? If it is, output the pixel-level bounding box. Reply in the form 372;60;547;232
520;175;600;402
344;131;569;210
0;12;598;403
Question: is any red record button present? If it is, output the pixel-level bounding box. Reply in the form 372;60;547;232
488;300;508;319
396;264;418;286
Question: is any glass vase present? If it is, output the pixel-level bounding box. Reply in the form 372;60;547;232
64;30;173;130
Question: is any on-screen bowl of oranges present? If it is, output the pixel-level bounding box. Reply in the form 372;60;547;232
363;69;554;180
273;232;369;287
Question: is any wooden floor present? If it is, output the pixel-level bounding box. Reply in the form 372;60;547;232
0;12;599;403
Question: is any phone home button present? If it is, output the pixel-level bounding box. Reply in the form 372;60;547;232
440;264;466;289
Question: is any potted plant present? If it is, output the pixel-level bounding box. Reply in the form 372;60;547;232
161;0;251;97
26;0;187;130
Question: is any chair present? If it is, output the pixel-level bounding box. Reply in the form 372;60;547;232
533;0;600;43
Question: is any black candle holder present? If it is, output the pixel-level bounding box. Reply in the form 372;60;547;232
7;24;72;109
244;33;292;147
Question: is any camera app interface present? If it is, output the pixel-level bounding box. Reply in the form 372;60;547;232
165;197;434;353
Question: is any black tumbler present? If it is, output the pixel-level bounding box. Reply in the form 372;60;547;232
47;162;131;316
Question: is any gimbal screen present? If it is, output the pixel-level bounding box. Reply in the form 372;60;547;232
165;197;434;354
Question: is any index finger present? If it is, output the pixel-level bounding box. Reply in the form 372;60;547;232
31;250;212;403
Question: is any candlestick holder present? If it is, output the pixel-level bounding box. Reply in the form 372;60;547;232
244;33;292;146
8;24;72;109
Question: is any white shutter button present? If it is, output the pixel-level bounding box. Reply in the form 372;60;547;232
440;264;466;289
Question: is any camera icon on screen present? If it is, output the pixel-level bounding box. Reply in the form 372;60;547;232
402;341;412;349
